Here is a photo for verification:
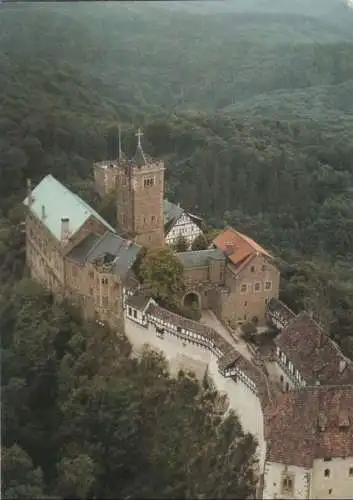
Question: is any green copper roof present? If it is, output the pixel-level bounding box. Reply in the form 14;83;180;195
23;174;116;241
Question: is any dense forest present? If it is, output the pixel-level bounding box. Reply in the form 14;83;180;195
1;1;353;497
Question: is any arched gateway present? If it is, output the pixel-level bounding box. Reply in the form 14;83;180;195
183;291;201;310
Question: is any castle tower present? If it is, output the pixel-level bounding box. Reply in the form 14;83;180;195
116;128;165;249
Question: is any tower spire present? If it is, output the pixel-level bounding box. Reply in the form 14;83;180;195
118;124;122;161
135;127;146;165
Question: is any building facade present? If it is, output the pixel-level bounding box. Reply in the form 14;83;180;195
93;130;204;250
173;226;280;326
163;199;204;249
263;385;353;500
23;174;142;331
268;312;353;393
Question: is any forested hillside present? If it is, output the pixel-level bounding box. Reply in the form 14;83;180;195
1;1;353;497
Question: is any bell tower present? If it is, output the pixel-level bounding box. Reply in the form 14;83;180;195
116;128;165;249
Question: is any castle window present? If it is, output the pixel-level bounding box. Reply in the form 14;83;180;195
329;489;332;495
349;467;353;477
133;309;137;319
251;266;255;272
324;469;330;477
265;281;272;291
151;215;156;222
254;282;261;292
281;475;294;494
324;457;332;462
102;296;109;307
262;264;266;271
128;307;132;316
89;271;94;279
144;177;154;187
240;284;247;294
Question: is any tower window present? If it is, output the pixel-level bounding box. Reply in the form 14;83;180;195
144;177;154;187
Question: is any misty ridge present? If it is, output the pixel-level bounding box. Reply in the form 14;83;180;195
2;1;353;499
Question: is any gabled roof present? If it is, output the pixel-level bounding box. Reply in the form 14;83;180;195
176;248;225;269
86;232;141;279
67;231;141;279
163;199;183;226
23;174;115;241
274;312;353;385
265;385;353;468
126;293;153;312
212;226;272;272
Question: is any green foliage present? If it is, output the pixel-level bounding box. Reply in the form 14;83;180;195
139;248;185;311
173;234;189;252
191;233;208;251
1;2;353;495
2;444;45;499
96;189;117;228
1;281;257;499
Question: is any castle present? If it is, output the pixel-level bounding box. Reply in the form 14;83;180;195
23;129;353;499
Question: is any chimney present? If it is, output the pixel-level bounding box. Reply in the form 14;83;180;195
339;359;347;373
41;205;46;220
61;217;70;243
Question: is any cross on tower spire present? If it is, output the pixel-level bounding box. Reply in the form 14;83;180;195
136;127;144;149
135;127;146;165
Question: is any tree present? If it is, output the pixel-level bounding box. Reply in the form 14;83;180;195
139;247;185;310
56;454;95;499
2;445;45;499
191;233;208;251
173;234;189;252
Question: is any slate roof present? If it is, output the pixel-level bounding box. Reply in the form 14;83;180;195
86;232;141;279
67;231;141;280
212;226;272;274
274;312;353;385
125;293;151;311
265;385;353;468
163;199;203;234
67;234;100;264
23;174;115;241
176;248;225;269
163;199;184;231
267;297;296;327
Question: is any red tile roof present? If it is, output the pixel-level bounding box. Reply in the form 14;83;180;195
265;385;353;468
274;312;353;385
212;226;272;273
